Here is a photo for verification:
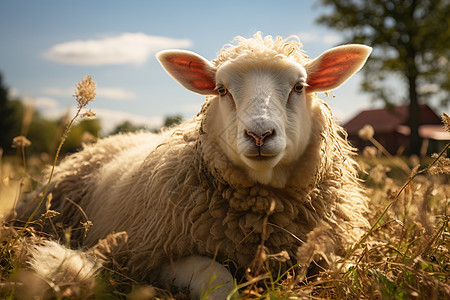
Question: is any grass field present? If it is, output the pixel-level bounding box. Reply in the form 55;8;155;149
0;77;448;299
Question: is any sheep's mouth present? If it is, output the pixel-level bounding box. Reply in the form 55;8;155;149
245;154;278;161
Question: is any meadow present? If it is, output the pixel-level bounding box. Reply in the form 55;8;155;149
0;77;448;299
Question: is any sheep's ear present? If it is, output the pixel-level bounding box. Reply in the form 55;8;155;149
156;50;217;95
305;45;372;93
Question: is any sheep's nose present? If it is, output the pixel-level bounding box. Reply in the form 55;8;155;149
245;130;274;147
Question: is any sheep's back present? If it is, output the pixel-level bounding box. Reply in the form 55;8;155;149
24;131;164;245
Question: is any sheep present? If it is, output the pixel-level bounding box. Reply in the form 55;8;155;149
20;32;372;299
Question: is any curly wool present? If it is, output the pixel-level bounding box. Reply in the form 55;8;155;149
25;34;369;282
212;34;311;68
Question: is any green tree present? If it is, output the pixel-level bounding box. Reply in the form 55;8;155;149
163;115;183;128
111;120;146;135
27;115;59;154
0;73;23;154
317;0;450;155
63;118;101;153
111;115;184;136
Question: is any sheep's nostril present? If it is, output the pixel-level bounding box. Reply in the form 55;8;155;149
245;130;274;147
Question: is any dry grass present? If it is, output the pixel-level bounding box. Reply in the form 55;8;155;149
0;76;449;299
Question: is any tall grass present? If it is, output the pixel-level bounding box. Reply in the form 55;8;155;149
0;78;448;299
1;75;99;299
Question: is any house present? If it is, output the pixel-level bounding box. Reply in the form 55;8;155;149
343;104;449;155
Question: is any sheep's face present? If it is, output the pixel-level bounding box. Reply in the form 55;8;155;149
212;57;312;183
157;37;371;187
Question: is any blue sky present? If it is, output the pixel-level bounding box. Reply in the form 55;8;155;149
1;0;379;134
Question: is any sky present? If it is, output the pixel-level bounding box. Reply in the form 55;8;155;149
0;0;383;134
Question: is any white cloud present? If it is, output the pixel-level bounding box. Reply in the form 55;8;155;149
97;87;136;100
94;108;163;133
8;87;20;99
33;97;60;109
418;83;439;94
22;96;69;121
44;33;193;66
42;87;74;97
23;96;60;110
298;31;341;46
322;34;341;46
43;86;136;100
297;32;316;43
180;102;203;115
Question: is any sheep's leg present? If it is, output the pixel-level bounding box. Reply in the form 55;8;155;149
160;255;237;300
25;240;101;288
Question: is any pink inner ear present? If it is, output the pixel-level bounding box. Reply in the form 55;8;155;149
307;51;363;90
166;56;216;92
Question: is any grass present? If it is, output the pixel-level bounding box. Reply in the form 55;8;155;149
0;77;449;299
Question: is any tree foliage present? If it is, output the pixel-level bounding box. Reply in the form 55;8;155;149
163;115;183;128
0;74;22;153
316;0;450;155
62;118;101;153
111;115;184;135
111;120;146;135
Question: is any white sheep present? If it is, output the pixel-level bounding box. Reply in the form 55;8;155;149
21;33;372;299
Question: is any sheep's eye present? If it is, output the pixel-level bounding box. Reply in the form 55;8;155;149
217;85;228;96
293;83;303;93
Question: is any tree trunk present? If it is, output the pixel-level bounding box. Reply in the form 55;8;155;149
408;74;422;156
402;0;422;156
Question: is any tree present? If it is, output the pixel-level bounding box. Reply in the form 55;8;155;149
163;115;183;128
27;115;59;154
63;119;101;153
0;72;23;153
111;120;146;135
316;0;450;155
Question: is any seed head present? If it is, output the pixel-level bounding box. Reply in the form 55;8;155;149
73;75;96;108
362;146;378;158
442;112;450;133
429;153;450;175
12;136;31;148
80;108;96;118
358;124;375;141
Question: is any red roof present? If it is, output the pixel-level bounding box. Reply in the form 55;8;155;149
344;104;443;135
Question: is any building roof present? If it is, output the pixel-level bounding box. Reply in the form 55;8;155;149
344;104;443;136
